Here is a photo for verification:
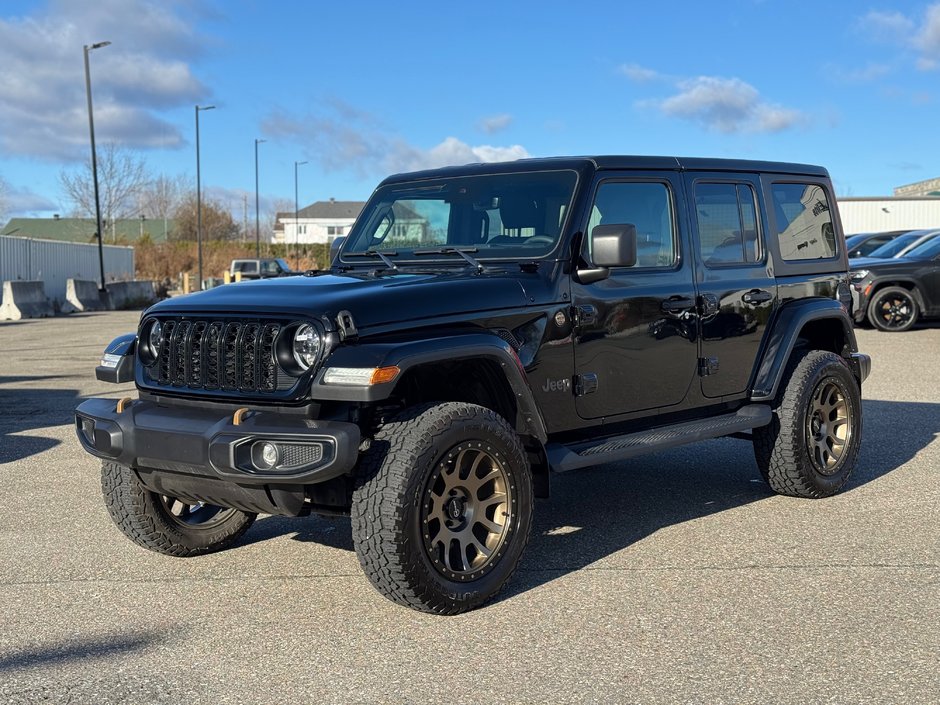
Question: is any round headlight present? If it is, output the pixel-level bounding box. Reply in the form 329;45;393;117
292;324;321;370
148;320;163;354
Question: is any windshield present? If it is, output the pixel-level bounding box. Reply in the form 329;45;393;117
904;236;940;259
845;234;867;248
868;233;921;258
341;170;578;261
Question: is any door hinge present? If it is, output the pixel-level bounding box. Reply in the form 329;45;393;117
698;357;719;376
575;372;598;396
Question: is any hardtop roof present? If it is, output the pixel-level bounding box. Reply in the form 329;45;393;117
379;155;828;186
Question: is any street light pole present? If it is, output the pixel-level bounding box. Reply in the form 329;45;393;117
195;104;215;290
254;138;266;258
83;40;111;293
294;160;307;271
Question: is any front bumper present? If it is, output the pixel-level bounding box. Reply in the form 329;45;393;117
75;398;360;486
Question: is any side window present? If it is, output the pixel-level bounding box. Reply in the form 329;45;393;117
587;182;676;268
693;182;761;265
772;183;837;260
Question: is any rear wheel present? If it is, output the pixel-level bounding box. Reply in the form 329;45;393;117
351;402;533;614
867;286;918;332
101;461;256;557
753;350;862;498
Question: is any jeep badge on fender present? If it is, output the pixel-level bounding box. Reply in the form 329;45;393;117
75;156;870;614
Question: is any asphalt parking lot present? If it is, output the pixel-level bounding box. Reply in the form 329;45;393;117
0;312;937;704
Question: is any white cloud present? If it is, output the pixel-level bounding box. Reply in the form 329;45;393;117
650;76;804;134
263;106;530;177
827;62;892;83
0;0;208;162
618;63;662;82
918;4;940;58
856;10;916;42
856;4;940;70
1;182;60;217
477;114;513;134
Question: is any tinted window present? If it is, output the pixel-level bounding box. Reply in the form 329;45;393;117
587;182;676;268
869;233;921;258
694;183;761;265
904;236;940;259
233;261;258;273
772;183;836;261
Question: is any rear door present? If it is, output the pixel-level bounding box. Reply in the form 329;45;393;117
685;173;777;398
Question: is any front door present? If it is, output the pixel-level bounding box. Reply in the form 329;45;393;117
685;174;777;398
573;173;699;419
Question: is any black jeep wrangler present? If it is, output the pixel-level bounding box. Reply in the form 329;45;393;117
76;156;870;614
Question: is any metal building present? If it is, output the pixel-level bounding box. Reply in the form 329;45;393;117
836;197;940;235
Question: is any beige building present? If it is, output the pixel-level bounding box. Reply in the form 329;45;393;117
894;177;940;197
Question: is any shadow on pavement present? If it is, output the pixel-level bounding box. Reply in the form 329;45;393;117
0;630;163;672
0;381;87;463
241;398;939;604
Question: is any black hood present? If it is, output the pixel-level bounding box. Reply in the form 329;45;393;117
148;269;554;328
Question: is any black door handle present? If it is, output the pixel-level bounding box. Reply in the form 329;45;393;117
661;296;695;313
742;289;773;305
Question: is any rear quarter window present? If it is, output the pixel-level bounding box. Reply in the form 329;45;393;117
771;183;837;261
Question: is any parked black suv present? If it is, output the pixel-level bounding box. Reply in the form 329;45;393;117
850;235;940;331
76;156;870;614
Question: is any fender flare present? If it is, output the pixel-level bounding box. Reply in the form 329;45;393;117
750;299;858;402
96;332;137;384
311;333;548;443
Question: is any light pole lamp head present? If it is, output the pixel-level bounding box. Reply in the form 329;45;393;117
256;138;267;145
87;40;111;51
197;104;216;112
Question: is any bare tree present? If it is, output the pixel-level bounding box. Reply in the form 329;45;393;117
139;173;190;239
58;142;149;236
265;197;294;243
172;193;241;242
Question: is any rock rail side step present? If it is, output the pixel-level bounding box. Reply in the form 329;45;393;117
547;405;772;473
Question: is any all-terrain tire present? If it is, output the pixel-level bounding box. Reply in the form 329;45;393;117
867;286;919;332
753;350;862;498
101;461;256;557
351;402;534;614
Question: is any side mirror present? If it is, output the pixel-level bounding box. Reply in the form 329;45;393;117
330;236;346;265
592;224;637;267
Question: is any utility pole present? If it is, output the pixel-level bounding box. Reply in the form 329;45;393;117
83;40;111;292
254;138;266;258
195;104;215;290
294;160;307;271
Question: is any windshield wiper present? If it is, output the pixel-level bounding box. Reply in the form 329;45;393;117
344;249;399;271
413;247;486;273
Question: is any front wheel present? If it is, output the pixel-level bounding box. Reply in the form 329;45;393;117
867;286;918;332
753;351;862;498
101;461;256;557
351;402;534;614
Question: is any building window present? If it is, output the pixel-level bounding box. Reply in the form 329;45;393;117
327;226;344;236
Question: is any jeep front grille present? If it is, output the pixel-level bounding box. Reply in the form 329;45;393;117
146;317;285;394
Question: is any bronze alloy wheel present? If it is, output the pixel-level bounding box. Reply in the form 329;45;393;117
421;442;513;581
158;495;238;528
805;379;852;475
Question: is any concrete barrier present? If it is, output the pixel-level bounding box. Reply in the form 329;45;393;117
0;280;55;320
61;278;111;314
106;280;159;310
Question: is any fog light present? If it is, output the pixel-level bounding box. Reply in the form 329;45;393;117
78;417;95;445
252;441;280;470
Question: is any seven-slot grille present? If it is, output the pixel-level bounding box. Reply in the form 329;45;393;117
148;318;283;393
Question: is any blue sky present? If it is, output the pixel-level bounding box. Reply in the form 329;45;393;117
2;0;940;221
